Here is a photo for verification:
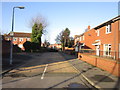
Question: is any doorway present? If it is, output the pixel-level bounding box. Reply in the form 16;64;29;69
96;45;100;56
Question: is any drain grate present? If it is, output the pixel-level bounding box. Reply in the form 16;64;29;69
67;83;87;88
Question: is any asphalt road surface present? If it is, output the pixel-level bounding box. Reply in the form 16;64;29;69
2;52;92;89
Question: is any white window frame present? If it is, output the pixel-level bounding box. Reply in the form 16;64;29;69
103;44;111;56
106;24;111;34
27;38;30;41
19;38;23;41
13;37;17;41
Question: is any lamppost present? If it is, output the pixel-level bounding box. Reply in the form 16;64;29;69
10;6;25;65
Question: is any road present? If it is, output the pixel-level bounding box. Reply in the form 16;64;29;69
2;52;92;89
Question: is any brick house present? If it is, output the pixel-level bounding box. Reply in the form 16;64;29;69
74;15;120;60
49;44;62;50
4;32;31;50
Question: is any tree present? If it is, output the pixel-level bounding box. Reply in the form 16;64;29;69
63;28;70;47
43;39;50;47
68;37;74;48
55;28;71;51
30;15;47;48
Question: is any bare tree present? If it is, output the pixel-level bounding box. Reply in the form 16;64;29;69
29;15;47;28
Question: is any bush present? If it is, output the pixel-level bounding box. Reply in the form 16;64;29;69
13;45;21;52
23;41;41;52
23;41;32;52
48;48;58;52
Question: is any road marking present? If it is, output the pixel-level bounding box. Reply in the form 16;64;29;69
41;64;48;79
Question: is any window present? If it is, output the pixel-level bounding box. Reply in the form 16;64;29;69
19;38;23;41
77;37;80;41
27;38;30;41
7;38;10;41
6;38;10;41
13;37;17;41
106;24;111;34
80;37;81;41
97;30;100;36
103;44;111;56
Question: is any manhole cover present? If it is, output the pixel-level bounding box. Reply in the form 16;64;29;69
68;83;86;88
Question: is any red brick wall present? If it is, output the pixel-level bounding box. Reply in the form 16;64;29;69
118;20;120;60
83;29;96;50
78;53;120;77
13;37;31;50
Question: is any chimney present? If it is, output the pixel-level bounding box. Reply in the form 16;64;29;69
88;25;90;30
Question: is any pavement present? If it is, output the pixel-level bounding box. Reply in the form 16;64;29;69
60;53;120;89
1;52;120;89
70;59;120;89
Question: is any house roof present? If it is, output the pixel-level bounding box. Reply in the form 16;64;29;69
74;15;120;38
4;32;31;37
94;15;120;30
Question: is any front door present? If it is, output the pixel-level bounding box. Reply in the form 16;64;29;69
96;45;100;56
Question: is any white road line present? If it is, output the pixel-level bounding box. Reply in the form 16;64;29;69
41;64;48;79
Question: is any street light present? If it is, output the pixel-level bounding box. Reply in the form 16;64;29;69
10;6;25;65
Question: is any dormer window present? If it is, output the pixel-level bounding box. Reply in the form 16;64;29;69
106;24;111;34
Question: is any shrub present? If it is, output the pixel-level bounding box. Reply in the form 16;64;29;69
13;45;21;52
23;41;41;52
23;41;32;52
31;42;40;51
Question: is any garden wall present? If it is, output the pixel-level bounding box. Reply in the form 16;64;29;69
78;53;120;77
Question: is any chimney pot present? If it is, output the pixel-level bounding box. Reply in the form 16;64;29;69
88;25;90;30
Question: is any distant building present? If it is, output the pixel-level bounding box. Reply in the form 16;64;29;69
49;44;62;50
4;32;31;50
74;15;120;60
